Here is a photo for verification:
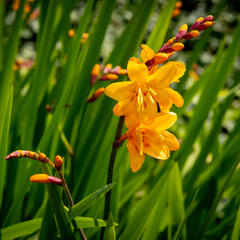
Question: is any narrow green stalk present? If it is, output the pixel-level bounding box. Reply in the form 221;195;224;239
197;155;240;239
58;170;87;240
100;116;124;239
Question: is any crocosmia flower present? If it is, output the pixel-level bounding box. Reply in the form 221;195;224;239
105;57;185;121
122;112;179;172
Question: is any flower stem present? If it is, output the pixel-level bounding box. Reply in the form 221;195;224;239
58;170;87;240
100;116;124;239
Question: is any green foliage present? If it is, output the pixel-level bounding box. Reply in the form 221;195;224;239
0;0;240;239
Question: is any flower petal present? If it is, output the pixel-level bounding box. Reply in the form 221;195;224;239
164;88;184;107
154;88;172;110
140;44;155;63
127;140;145;172
127;57;149;83
143;133;170;160
105;81;135;101
147;61;186;89
146;112;177;131
162;131;180;151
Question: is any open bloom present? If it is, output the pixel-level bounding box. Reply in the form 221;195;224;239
105;57;185;122
121;112;179;172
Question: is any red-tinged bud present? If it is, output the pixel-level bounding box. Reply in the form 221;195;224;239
39;153;48;162
171;43;184;51
153;53;168;64
118;69;127;75
179;24;188;32
100;73;118;81
87;88;105;102
166;37;176;45
183;30;200;40
30;174;62;186
45;104;52;113
91;64;101;84
204;15;214;21
54;155;63;170
81;33;89;43
68;29;75;38
175;1;183;8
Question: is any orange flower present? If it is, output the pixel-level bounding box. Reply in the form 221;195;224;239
105;57;185;121
123;112;179;172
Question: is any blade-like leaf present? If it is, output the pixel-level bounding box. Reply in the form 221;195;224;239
70;183;116;219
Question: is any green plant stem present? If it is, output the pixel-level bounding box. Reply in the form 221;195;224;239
197;155;240;239
100;116;124;239
58;170;87;240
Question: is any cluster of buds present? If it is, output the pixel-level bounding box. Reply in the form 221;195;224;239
172;1;183;18
88;64;127;103
91;63;127;85
13;59;35;71
68;29;89;43
146;15;215;70
5;150;65;186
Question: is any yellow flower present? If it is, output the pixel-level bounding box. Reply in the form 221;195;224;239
123;112;179;172
105;57;185;121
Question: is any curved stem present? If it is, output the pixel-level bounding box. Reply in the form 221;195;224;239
100;116;124;239
58;170;87;240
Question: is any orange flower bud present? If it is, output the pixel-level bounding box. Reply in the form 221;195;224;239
175;1;183;8
171;43;184;51
105;73;118;80
166;37;176;45
118;69;127;75
203;21;213;27
68;29;75;38
153;53;168;64
105;64;112;69
91;64;100;76
81;32;89;43
30;174;62;185
179;24;188;32
39;153;47;162
24;4;31;13
54;155;63;170
190;30;200;38
87;88;105;102
172;8;180;18
195;17;204;22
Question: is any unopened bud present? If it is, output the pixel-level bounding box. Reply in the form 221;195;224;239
39;153;48;162
30;174;62;186
153;53;168;64
91;64;101;84
204;15;214;21
54;155;63;170
118;69;127;75
68;29;75;38
166;37;176;45
87;88;105;102
171;43;184;51
203;21;213;28
81;33;89;43
179;24;188;32
195;17;204;22
189;30;200;38
175;1;183;8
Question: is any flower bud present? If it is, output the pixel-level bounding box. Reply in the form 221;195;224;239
171;43;184;51
68;29;75;38
30;174;62;185
54;155;63;170
87;88;105;103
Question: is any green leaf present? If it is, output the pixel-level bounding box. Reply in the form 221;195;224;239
168;163;185;225
70;183;116;219
147;0;176;50
119;164;173;240
0;88;13;208
103;213;116;240
74;216;117;229
231;203;240;240
0;218;42;240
